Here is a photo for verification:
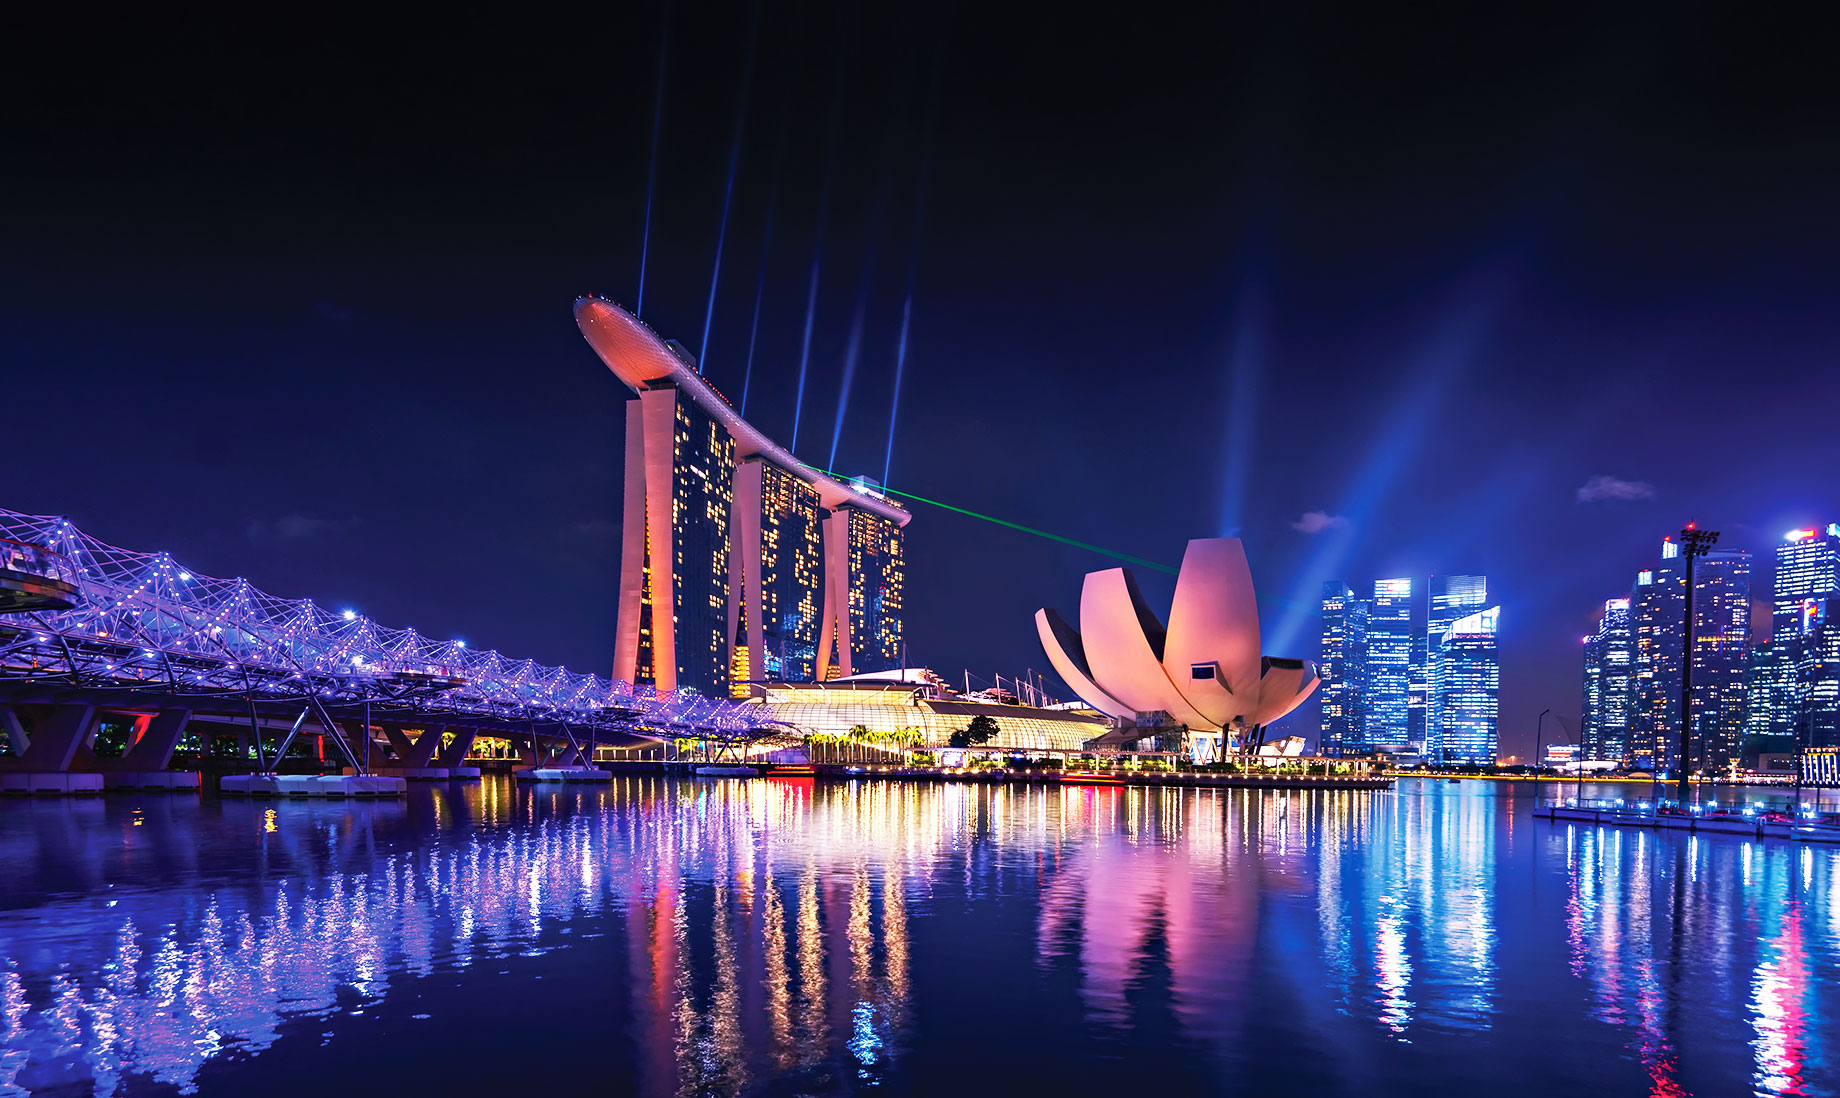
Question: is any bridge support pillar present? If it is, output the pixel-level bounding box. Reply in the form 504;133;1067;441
381;723;444;768
115;709;192;772
16;704;97;772
0;706;27;757
437;728;477;767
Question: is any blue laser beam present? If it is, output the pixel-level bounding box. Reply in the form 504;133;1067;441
694;0;762;375
636;6;671;319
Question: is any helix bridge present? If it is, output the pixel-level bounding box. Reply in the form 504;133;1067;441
0;508;778;777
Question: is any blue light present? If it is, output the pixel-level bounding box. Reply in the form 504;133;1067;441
635;12;670;318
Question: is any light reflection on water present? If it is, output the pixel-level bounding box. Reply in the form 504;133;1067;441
0;776;1835;1096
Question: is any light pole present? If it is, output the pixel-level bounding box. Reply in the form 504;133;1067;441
1537;707;1554;803
1677;523;1720;806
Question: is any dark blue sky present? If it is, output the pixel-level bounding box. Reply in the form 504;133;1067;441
5;5;1836;758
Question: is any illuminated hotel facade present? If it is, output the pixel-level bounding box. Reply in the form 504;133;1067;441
575;296;910;698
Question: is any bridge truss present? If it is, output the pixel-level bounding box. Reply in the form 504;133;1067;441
0;508;777;771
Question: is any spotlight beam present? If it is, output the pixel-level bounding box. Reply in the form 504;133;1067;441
636;4;671;319
694;0;763;374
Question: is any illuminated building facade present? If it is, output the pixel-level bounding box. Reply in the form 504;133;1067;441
1581;598;1634;762
1426;575;1488;756
1691;548;1751;769
1630;545;1682;770
1776;526;1840;750
745;674;1108;752
1365;579;1414;750
820;506;905;677
731;458;824;689
1628;536;1750;771
1428;605;1500;764
1319;582;1369;757
575;297;911;696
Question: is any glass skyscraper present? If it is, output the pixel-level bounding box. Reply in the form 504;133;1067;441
1628;536;1750;772
1426;575;1489;758
1581;597;1634;763
1319;582;1369;757
1777;526;1840;750
1429;605;1500;763
1364;579;1414;751
1692;548;1751;769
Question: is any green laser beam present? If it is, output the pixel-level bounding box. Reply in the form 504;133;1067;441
803;466;1178;575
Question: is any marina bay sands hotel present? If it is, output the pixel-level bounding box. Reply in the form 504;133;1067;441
574;296;908;699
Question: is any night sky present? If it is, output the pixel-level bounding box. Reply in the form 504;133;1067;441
6;7;1837;759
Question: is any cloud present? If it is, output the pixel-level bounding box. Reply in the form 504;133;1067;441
1292;510;1352;535
1576;475;1655;503
247;514;358;542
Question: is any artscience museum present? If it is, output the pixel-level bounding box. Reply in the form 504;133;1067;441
1035;538;1320;760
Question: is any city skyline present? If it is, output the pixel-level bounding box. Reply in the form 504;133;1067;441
5;7;1839;763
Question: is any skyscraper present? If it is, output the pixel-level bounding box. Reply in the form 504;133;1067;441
1429;605;1500;764
1319;582;1369;757
1631;543;1683;770
1691;548;1751;769
1777;526;1840;751
1629;535;1750;772
1365;578;1414;750
1426;575;1489;757
1581;597;1634;763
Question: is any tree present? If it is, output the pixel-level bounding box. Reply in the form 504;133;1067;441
949;714;1001;749
847;724;873;743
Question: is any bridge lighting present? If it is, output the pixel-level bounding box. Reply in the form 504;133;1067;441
178;572;191;581
342;609;357;621
455;640;466;648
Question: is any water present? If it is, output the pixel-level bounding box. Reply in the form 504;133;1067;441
0;775;1831;1097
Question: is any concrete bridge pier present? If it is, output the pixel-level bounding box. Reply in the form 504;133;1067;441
375;724;476;779
96;709;199;791
0;704;103;793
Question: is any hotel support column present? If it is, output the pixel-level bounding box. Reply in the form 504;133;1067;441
817;510;854;680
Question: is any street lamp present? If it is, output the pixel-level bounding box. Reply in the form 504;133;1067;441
1537;707;1554;804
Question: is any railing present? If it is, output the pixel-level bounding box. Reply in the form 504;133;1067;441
0;537;79;587
0;507;766;735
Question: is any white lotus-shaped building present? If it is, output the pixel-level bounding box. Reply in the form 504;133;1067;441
1035;538;1320;752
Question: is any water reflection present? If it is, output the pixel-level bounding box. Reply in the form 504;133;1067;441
0;777;1837;1097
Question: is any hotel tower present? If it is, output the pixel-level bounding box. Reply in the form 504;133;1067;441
574;296;910;698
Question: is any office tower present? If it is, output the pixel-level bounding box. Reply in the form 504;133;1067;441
1320;582;1370;757
1630;536;1751;772
1426;575;1489;758
1408;629;1427;750
1691;549;1751;769
1581;598;1634;763
1430;605;1501;764
1365;579;1414;750
1745;640;1785;742
1777;526;1840;750
1631;542;1683;770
